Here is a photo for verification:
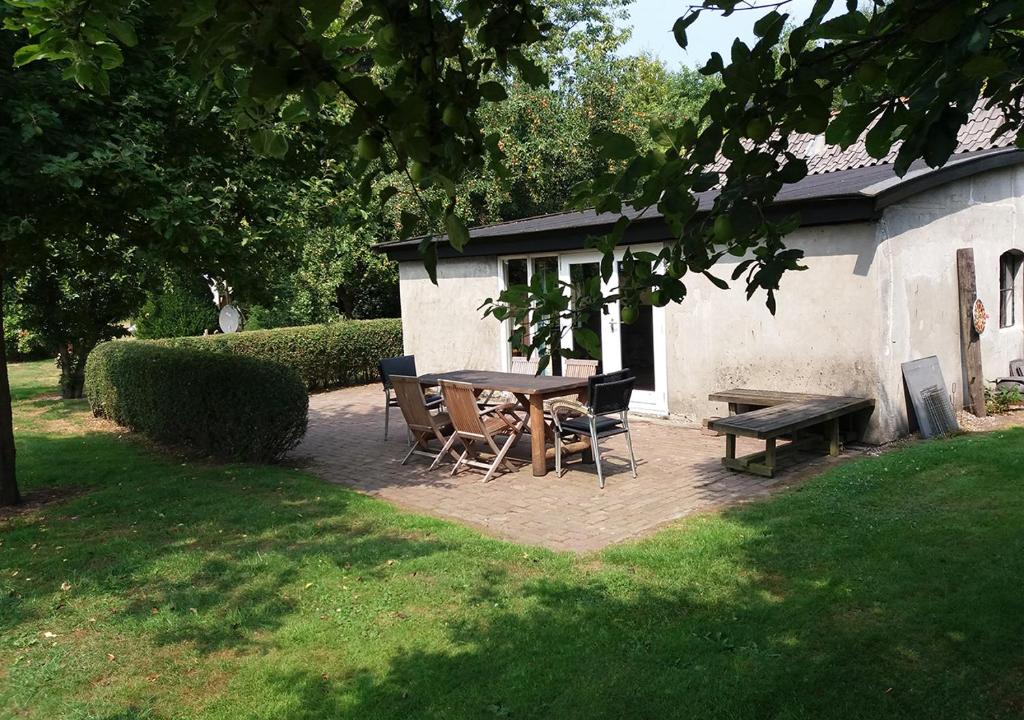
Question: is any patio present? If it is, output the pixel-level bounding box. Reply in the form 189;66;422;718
289;384;853;552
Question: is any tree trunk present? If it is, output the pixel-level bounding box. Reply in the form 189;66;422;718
57;344;86;399
0;275;20;506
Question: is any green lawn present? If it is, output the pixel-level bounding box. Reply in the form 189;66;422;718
1;359;1022;719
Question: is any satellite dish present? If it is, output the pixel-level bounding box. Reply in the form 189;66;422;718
219;304;242;333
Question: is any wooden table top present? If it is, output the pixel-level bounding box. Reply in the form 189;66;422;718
709;396;875;439
418;370;589;397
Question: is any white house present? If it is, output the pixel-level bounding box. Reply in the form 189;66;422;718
377;107;1024;443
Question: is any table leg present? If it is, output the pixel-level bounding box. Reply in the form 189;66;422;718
529;394;547;476
725;433;736;460
765;438;776;473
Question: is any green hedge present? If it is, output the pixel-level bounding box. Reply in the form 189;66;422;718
85;341;308;462
162;319;403;391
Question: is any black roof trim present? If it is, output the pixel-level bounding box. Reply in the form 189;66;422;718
376;148;1024;262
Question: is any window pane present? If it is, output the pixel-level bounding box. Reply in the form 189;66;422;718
531;257;560;374
620;301;656;390
568;261;603;373
503;259;529;356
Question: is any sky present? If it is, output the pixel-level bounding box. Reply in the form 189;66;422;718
616;0;822;69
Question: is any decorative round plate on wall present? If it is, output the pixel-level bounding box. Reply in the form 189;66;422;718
972;297;988;335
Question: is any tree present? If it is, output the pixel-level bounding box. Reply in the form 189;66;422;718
0;8;335;503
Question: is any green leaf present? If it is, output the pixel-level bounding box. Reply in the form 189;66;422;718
479;81;508;101
594;131;637;160
703;271;729;290
178;0;217;27
672;12;699;49
304;0;342;32
913;5;963;43
753;11;784;40
419;238;438;284
107;18;138;47
93;43;123;70
963;55;1007;79
12;44;43;67
572;327;602;359
700;52;724;75
445;213;470;252
250;62;287;101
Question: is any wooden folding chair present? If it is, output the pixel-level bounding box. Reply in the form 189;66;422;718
563;358;599;378
390;375;460;469
441;379;528;483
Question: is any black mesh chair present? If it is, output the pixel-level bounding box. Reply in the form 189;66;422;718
550;372;637;488
379;355;441;440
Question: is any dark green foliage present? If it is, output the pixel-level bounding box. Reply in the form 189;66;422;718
135;281;218;339
85;341;308;462
163;319;403;391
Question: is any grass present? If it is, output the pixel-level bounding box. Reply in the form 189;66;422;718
1;359;1022;719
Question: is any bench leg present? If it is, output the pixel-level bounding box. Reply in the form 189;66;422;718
764;438;776;473
828;419;840;457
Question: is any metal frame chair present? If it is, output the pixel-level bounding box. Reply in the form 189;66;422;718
389;375;460;468
379;355;441;440
441;379;528;483
550;373;637;488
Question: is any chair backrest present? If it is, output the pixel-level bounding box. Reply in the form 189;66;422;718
510;356;540;375
440;380;487;438
1012;358;1024;377
379;355;416;389
563;358;599;378
587;369;632;402
590;376;636;415
390;375;436;431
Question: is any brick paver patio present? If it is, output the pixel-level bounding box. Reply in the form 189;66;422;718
289;384;842;552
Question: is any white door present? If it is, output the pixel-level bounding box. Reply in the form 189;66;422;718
558;250;668;414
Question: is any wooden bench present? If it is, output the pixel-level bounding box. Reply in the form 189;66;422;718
708;389;875;478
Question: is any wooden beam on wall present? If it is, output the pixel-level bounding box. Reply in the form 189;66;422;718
956;248;986;417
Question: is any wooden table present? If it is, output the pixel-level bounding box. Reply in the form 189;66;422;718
419;370;590;477
708;388;874;477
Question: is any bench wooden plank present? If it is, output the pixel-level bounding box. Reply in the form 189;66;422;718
708;388;836;406
709;397;874;440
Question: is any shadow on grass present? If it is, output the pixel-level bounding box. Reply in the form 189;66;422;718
3;429;462;656
244;429;1024;720
5;408;1024;718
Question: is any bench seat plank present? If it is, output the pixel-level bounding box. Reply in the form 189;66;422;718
709;397;875;440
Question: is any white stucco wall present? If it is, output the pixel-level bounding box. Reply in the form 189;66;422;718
879;165;1024;431
398;257;503;374
663;222;894;441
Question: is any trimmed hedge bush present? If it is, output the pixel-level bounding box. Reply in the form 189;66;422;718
162;318;402;391
85;341;308;462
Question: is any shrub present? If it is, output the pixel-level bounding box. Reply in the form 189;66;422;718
85;341;308;462
985;384;1024;415
162;318;402;391
135;280;218;340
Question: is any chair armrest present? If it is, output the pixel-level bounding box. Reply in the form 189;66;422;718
548;399;589;431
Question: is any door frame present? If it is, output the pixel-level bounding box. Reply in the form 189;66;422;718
556;248;668;415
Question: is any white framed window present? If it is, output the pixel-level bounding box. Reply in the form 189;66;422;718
999;250;1023;328
496;254;560;373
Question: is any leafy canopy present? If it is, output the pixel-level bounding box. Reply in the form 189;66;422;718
6;0;1024;365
